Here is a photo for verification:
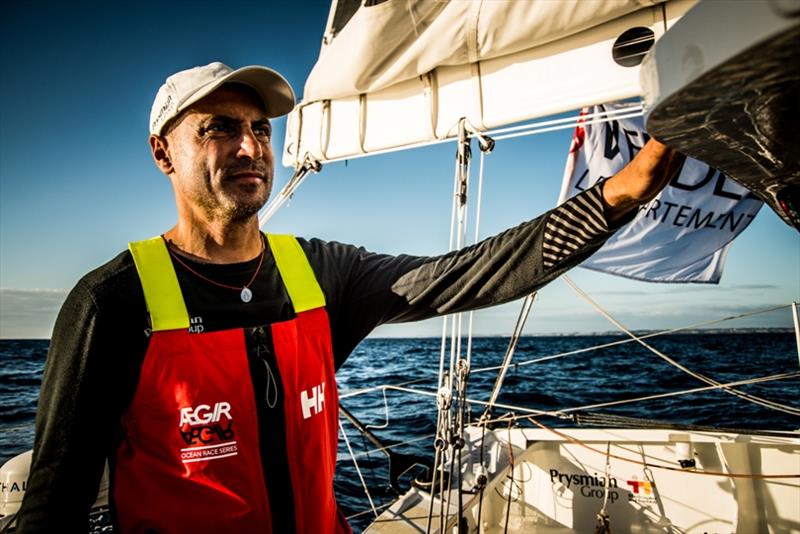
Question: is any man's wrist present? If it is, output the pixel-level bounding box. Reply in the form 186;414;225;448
600;176;639;225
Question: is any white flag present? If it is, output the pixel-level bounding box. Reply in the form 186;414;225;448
559;104;763;284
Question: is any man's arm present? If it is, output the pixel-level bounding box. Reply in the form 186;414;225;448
601;139;685;224
16;283;111;531
310;140;683;365
16;257;148;532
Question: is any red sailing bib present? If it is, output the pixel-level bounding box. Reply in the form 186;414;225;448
114;234;349;534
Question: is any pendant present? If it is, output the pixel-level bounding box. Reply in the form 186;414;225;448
240;287;253;303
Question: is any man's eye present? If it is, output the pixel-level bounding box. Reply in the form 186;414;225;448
254;126;271;138
204;123;234;135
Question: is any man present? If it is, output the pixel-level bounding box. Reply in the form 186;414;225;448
17;62;684;533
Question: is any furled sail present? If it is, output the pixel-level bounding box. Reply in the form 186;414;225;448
282;0;696;167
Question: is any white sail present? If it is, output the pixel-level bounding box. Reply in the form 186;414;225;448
282;0;695;167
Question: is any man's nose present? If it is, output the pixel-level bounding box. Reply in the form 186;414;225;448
238;128;264;160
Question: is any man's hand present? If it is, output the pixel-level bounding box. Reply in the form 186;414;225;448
602;139;686;224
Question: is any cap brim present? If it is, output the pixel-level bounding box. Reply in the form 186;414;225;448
178;65;296;119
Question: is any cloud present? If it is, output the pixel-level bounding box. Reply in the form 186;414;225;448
0;288;67;339
729;284;780;290
583;290;649;296
650;284;781;295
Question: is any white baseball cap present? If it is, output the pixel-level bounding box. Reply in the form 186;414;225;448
149;61;296;135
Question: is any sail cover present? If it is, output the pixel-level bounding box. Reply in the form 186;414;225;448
559;105;763;283
283;0;696;167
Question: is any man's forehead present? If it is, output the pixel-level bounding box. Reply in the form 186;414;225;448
185;84;269;120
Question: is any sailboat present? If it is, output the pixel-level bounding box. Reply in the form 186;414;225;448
1;1;798;533
267;0;800;532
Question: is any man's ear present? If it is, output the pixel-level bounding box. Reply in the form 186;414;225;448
149;134;174;175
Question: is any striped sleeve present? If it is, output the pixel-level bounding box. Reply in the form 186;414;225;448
543;185;612;270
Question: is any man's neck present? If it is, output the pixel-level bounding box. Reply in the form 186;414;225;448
164;218;264;264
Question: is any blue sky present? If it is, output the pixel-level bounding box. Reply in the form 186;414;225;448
1;1;798;339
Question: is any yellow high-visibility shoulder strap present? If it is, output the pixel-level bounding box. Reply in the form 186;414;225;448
266;234;326;313
129;237;190;331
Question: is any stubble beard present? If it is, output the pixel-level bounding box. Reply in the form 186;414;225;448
190;169;273;225
226;176;272;223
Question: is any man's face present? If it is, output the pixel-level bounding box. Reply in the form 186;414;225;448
163;84;274;223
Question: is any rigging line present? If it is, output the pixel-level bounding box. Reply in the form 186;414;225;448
429;378;455;533
350;408;798;468
467;303;791;375
466;148;490;368
525;416;800;479
338;420;379;518
431;119;475;532
450;119;471;377
349;369;797;436
562;276;800;416
455;359;471;529
426;383;447;532
475;419;489;532
503;418;515;534
340;348;800;406
380;384;559;417
436;128;462;391
570;412;799;436
337;304;792;399
792;301;800;367
437;316;449;391
436;131;459;390
612;34;657;47
365;387;392;429
599;441;612;514
485;103;642;137
492;111;644;143
345;501;394;521
485;293;537;414
338;433;436;462
338;382;800;463
557;370;800;414
258;154;321;226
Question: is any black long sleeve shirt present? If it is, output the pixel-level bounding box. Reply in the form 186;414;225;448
17;184;622;532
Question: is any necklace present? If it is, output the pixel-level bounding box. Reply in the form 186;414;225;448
164;236;266;303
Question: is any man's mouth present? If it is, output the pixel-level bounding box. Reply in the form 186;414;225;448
227;171;266;184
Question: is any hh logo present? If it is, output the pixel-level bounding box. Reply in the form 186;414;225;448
301;381;325;419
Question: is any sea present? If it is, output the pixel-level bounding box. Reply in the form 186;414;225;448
2;332;799;532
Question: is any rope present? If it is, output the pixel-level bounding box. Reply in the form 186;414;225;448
438;118;472;531
526;416;800;479
337;370;798;465
571;411;799;437
559;370;800;414
367;366;799;421
258;154;321;226
792;301;800;366
345;501;394;521
338;420;379;518
336;304;793;399
503;418;515;534
427;138;463;532
465;149;488;369
563;275;800;416
485;293;536;413
594;441;612;534
469;303;791;375
336;433;435;462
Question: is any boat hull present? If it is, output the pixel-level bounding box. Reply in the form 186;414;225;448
365;427;800;533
